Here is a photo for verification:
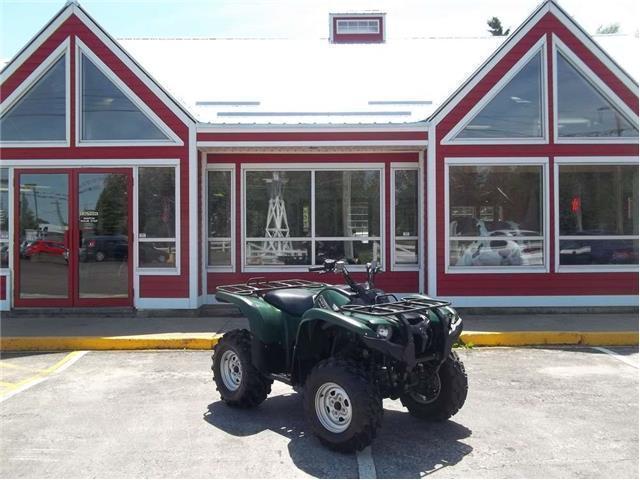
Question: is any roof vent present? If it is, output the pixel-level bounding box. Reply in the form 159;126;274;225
329;13;386;44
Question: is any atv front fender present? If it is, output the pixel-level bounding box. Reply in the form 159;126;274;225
299;308;378;338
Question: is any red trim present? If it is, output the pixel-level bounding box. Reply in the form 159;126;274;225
0;275;7;301
432;10;639;298
207;152;418;165
197;131;425;142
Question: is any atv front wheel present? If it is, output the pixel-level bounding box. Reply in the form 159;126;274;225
401;351;468;421
212;329;273;408
304;359;382;453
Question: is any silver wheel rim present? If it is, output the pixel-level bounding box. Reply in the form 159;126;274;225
314;382;352;433
410;373;441;404
220;349;242;391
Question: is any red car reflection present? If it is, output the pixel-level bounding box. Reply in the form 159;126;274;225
24;240;69;261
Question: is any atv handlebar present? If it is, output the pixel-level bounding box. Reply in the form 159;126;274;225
308;265;325;272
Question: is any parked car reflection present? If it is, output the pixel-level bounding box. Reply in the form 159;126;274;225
79;235;128;262
23;239;69;263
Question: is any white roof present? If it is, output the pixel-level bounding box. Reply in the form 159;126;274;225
119;33;639;126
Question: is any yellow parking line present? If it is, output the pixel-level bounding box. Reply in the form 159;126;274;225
0;381;18;390
0;361;42;373
0;351;88;403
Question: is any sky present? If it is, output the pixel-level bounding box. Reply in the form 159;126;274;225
1;0;638;62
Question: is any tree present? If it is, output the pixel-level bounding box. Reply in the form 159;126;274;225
596;23;620;34
487;17;510;36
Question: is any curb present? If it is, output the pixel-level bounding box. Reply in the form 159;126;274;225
0;331;637;351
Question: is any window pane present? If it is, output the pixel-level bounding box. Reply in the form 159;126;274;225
449;165;543;237
559;165;638;236
560;239;638;266
316;240;381;265
395;170;418;236
0;168;8;242
246;240;310;266
316;171;380;237
81;55;168;141
139;241;176;268
138;167;175;238
0;56;66;141
451;239;544;267
245;171;310;238
208;240;232;267
208;171;231;238
395;239;418;265
456;52;543;139
557;53;638;138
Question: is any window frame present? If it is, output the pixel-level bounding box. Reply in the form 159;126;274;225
241;163;385;273
0;167;12;274
552;35;639;145
445;157;550;274
390;163;421;271
206;164;236;273
336;19;381;35
554;156;639;273
74;39;183;147
442;36;549;146
134;163;181;275
0;39;70;148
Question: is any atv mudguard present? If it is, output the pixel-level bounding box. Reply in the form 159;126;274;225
215;290;286;344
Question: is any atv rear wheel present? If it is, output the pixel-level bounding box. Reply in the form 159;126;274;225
401;351;468;421
304;358;382;453
212;329;273;408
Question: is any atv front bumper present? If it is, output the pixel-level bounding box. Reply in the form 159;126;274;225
361;311;463;369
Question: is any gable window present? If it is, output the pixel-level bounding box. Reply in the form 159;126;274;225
0;54;66;142
556;51;638;139
556;160;638;271
80;53;170;142
453;49;545;141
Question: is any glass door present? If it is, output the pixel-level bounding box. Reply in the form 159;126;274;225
14;168;132;307
76;170;132;306
16;171;71;306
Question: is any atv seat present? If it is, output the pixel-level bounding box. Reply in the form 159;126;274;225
263;288;315;317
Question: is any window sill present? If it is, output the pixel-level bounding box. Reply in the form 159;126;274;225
445;266;549;274
557;265;639;273
207;266;234;273
136;267;180;276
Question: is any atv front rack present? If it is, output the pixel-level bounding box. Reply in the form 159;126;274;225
340;296;450;317
216;278;327;296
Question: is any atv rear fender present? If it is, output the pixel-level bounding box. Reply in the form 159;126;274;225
215;291;285;344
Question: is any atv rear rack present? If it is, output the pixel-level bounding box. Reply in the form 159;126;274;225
216;278;327;296
340;296;450;317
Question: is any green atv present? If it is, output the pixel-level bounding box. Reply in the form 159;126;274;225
212;259;468;452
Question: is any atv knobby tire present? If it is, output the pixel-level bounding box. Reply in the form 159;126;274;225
401;351;468;421
212;329;273;408
304;358;383;453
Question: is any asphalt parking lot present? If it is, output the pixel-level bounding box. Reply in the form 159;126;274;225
0;347;637;478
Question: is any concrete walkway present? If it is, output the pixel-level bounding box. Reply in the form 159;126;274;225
0;311;637;350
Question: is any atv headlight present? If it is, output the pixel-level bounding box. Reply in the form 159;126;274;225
376;325;392;339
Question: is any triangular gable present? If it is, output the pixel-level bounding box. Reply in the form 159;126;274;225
553;35;638;141
0;39;69;144
76;39;179;144
443;37;547;143
0;1;194;133
430;0;638;134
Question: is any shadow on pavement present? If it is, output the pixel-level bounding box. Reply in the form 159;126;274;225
204;392;473;478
